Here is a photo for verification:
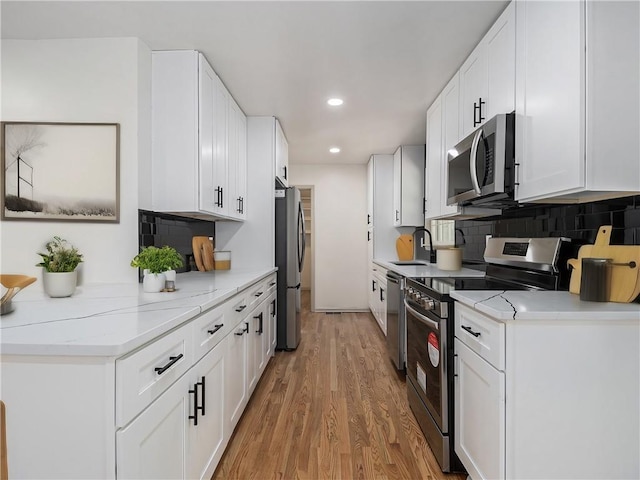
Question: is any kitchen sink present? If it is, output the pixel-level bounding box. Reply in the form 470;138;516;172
390;260;432;266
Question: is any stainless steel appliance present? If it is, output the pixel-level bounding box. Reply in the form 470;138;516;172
275;187;306;350
447;113;516;208
385;271;405;371
405;236;574;473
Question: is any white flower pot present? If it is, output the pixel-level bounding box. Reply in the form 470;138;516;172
43;271;77;298
143;272;166;293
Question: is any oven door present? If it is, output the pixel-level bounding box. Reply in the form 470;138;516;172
405;298;448;433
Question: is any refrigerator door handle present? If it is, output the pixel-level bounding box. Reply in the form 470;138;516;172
297;201;306;273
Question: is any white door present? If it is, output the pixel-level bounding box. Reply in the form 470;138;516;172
459;44;487;139
117;373;191;479
225;319;248;433
454;338;505;480
425;95;442;220
514;0;584;202
392;147;402;226
485;2;515;119
198;56;216;214
441;73;461;217
188;339;227;480
367;157;374;227
212;75;229;215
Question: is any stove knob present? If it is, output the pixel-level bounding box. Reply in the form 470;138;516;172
422;299;435;310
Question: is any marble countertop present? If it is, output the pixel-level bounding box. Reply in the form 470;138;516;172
0;268;276;357
451;290;640;322
373;259;485;278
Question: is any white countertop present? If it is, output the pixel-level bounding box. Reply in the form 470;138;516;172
373;259;486;278
0;268;276;357
451;290;640;322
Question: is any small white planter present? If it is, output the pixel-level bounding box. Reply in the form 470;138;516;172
43;271;77;298
143;272;166;293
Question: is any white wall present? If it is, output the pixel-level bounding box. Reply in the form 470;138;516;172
289;164;368;311
1;38;151;287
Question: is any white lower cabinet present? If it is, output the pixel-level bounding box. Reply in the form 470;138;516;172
117;339;226;480
454;338;505;480
368;267;387;336
454;301;639;480
1;273;276;479
117;372;192;479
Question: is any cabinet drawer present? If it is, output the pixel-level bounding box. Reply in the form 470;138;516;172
245;278;270;312
455;303;505;370
192;303;227;362
116;323;193;427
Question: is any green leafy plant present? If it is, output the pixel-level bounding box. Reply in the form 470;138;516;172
36;236;83;273
130;246;184;275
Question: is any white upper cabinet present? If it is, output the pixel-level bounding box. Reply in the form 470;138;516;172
459;2;515;139
425;74;500;221
515;0;640;203
368;154;396;261
227;97;248;219
148;50;246;221
275;119;289;187
367;158;374;228
393;145;425;227
425;95;443;220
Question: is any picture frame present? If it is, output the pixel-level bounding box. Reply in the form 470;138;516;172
1;122;120;223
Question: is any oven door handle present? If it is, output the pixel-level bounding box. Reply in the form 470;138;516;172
404;299;440;331
469;128;483;195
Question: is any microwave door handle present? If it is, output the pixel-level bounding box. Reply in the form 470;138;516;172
469;128;483;195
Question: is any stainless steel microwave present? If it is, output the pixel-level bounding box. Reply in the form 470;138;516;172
446;113;515;207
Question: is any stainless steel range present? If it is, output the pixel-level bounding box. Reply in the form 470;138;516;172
404;236;575;472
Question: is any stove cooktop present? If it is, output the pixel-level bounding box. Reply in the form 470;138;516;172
407;275;531;299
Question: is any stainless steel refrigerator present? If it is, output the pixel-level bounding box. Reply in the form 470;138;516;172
275;187;306;350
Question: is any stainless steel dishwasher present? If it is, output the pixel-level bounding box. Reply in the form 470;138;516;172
386;271;405;371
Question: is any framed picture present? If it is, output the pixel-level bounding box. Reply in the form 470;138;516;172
1;122;120;222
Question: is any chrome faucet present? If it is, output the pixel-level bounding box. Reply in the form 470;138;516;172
413;227;436;263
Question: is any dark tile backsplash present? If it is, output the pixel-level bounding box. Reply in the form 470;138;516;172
456;195;640;262
138;210;216;275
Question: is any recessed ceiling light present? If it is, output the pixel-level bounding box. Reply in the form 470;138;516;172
329;147;341;154
327;98;343;106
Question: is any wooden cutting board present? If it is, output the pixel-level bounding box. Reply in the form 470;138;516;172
567;226;640;302
396;234;414;261
192;236;215;271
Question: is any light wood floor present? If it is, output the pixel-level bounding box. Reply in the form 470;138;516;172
213;291;466;480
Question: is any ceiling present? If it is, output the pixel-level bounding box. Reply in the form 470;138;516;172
1;1;509;165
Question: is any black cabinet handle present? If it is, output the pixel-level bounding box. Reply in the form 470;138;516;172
254;312;263;334
473;97;486;127
254;291;263;297
380;287;385;302
235;322;249;336
154;353;184;375
367;231;371;242
207;324;224;335
189;383;199;425
235;305;247;312
283;165;287;180
270;299;276;317
269;281;276;287
198;376;205;417
367;214;371;225
220;187;224;208
372;280;377;292
395;210;399;222
461;325;481;337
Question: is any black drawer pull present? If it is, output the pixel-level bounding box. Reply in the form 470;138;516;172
254;312;263;334
154;353;184;375
461;325;481;338
254;291;263;297
207;324;224;335
235;322;249;336
235;305;247;312
269;281;276;287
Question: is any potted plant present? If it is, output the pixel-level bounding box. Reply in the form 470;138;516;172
131;246;183;292
36;236;83;297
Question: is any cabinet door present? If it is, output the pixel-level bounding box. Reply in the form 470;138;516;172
188;339;227;480
367;157;374;227
379;278;387;336
485;2;515;120
459;43;487;139
199;56;217;214
267;292;277;358
247;306;263;395
225;319;248;434
514;0;584;202
440;74;462;217
212;75;229;215
275;119;288;187
227;98;247;220
454;338;505;480
425;95;443;221
117;373;191;479
392;148;402;226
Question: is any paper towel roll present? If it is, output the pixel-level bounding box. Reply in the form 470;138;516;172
436;248;462;271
